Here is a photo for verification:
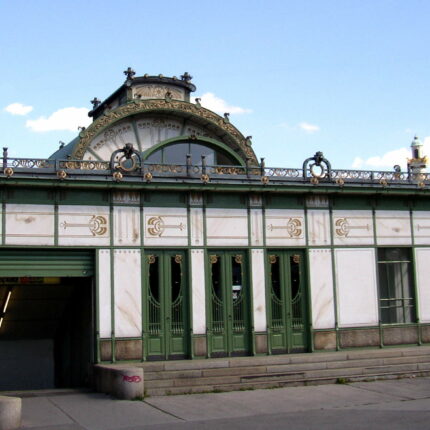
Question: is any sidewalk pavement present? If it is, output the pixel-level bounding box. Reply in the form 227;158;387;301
14;377;430;430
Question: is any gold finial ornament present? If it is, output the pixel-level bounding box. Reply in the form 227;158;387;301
4;167;14;177
113;171;123;181
57;170;67;180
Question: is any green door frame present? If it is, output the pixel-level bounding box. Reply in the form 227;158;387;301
267;249;309;354
143;250;190;360
206;250;252;357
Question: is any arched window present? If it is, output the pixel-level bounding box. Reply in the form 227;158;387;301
143;138;244;166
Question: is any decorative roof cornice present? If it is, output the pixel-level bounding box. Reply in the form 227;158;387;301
73;99;258;163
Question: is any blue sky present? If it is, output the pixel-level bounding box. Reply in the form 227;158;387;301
1;0;429;170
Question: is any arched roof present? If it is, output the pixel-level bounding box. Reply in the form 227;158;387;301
70;99;258;165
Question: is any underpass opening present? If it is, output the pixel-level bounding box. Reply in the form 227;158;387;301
0;250;95;391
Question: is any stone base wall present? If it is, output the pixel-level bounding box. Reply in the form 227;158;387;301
313;325;430;351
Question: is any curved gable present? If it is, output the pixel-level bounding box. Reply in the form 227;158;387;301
72;99;258;165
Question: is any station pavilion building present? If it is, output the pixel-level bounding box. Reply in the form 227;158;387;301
1;69;430;390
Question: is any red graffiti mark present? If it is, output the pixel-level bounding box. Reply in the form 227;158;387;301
122;375;142;383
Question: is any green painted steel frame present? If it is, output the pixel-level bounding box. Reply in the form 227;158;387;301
266;249;310;354
141;135;246;167
205;249;252;357
142;249;190;360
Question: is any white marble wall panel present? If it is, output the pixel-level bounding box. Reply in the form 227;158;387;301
251;249;267;331
98;249;112;338
412;211;430;245
250;209;263;246
206;208;248;246
5;204;54;245
265;209;305;247
58;206;110;246
87;120;138;160
143;207;188;246
265;209;306;246
136;117;182;151
113;206;140;246
190;208;204;246
335;248;378;327
332;210;374;246
309;249;335;329
415;248;430;322
191;249;206;334
375;210;412;245
114;249;142;338
307;210;331;246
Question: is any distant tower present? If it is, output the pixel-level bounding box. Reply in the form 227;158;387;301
408;135;428;175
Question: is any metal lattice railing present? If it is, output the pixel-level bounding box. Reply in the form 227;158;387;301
1;149;429;187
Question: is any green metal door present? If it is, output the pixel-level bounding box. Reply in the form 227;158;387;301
268;250;308;353
144;251;189;360
208;251;251;357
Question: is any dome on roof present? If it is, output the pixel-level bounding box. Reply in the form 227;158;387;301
50;70;258;165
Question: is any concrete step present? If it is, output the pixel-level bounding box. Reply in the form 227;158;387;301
146;360;430;389
145;367;430;396
141;346;430;373
144;353;430;382
142;346;430;396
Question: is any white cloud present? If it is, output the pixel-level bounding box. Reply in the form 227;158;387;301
352;157;364;169
26;107;91;132
196;92;252;115
352;136;430;170
4;103;33;116
298;122;320;133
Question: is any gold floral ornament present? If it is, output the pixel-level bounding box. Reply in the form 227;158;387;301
418;181;426;188
310;177;319;185
292;254;301;264
336;178;345;187
147;255;156;264
209;255;218;264
174;254;183;264
379;178;388;187
269;255;277;264
201;174;210;183
57;170;67;180
4;167;14;177
234;255;243;264
261;176;269;185
286;218;302;237
113;171;123;181
144;172;153;182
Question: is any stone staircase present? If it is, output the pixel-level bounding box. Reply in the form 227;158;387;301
141;346;430;396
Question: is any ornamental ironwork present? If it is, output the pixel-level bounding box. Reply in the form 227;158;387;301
303;151;332;179
1;148;429;190
110;143;142;173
